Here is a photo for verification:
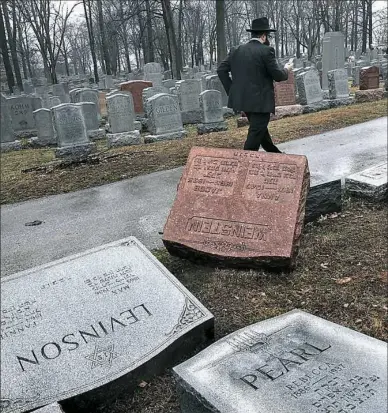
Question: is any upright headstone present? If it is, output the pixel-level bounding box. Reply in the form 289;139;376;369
163;147;310;269
0;95;20;152
174;309;387;413
197;90;228;135
352;66;361;86
31;108;56;146
275;71;296;106
76;102;105;141
52;83;70;103
142;86;169;113
0;237;213;413
106;94;141;147
176;79;202;124
6;96;39;137
77;88;101;117
22;81;34;94
206;75;228;107
162;79;177;89
52;103;96;159
144;62;163;86
296;70;324;105
322;32;345;90
98;91;107;117
49;96;62;108
327;68;349;99
119;81;152;114
360;66;380;90
104;74;114;89
145;93;187;143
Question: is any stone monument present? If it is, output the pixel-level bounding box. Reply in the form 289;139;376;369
174;309;387;413
360;66;380;90
197;90;228;135
163;147;310;269
1;237;213;412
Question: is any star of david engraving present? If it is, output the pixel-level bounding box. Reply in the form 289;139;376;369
85;343;118;369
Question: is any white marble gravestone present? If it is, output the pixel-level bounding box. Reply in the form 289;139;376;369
31;108;56;146
144;62;163;86
328;68;349;99
322;32;345;90
52;103;96;159
106;93;141;147
176;79;202;124
345;163;387;201
1;237;213;413
296;70;324;105
145;93;187;142
174;310;387;413
197;90;228;135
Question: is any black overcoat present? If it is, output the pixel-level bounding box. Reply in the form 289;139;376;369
217;40;288;114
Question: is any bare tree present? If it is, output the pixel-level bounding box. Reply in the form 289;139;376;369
216;0;227;63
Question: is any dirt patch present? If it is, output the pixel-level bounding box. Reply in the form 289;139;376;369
1;100;387;204
95;198;387;413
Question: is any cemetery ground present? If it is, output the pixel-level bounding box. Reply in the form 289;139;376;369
95;197;387;413
1;98;387;205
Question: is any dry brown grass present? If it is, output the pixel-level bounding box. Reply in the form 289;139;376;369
1;99;387;205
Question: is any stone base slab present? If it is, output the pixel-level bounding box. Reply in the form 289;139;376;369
236;117;249;128
328;97;355;108
28;136;56;148
88;128;106;141
223;107;234;118
107;131;142;148
354;88;385;103
345;163;387;202
197;121;228;135
271;104;304;120
0;140;22;153
302;100;331;113
145;130;187;143
13;129;37;139
55;142;97;160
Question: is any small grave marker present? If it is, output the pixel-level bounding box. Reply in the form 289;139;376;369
359;66;380;90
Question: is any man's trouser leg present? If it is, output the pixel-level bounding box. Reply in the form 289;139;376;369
260;129;282;153
244;112;269;151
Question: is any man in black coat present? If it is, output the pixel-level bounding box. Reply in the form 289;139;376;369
217;17;292;152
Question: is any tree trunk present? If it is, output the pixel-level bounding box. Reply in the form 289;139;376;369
2;0;22;89
216;0;227;64
17;25;28;79
362;0;367;52
0;3;15;92
145;0;155;62
161;0;182;80
354;0;358;51
83;0;99;83
97;0;111;74
367;0;373;48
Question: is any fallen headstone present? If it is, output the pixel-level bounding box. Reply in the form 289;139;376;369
174;309;387;413
345;163;387;201
163;147;310;269
1;237;213;412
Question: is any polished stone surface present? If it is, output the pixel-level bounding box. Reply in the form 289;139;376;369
174;310;387;413
162;148;310;269
1;118;387;277
1;237;213;412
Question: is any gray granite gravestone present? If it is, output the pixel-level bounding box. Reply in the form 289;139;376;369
352;66;361;87
197;90;228;135
77;89;101;118
145;93;187;142
104;75;114;90
345;163;387;201
0;95;20;152
52;103;96;159
106;94;141;147
205;75;228;107
52;83;70;103
49;96;62;108
31;108;56;146
69;88;82;103
6;96;39;137
142;86;169;113
328;68;349;99
1;237;213;413
322;32;345;90
176;79;202;124
76;102;105;141
296;70;324;105
174;309;387;413
144;62;163;86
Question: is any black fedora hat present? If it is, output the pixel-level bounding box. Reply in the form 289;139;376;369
246;17;277;32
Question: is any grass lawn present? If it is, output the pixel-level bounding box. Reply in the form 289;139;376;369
1;99;387;205
88;198;386;413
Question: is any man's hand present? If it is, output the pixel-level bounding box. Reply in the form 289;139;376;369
284;62;293;72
